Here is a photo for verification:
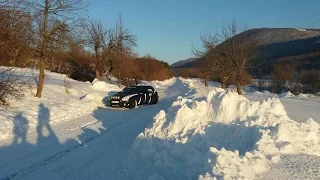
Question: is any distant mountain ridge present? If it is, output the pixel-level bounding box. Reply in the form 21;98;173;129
244;28;320;45
171;28;320;74
170;58;197;68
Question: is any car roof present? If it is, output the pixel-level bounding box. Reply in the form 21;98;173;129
126;85;154;89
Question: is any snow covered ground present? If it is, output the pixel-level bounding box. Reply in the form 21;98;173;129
245;91;320;123
129;79;320;179
0;68;319;179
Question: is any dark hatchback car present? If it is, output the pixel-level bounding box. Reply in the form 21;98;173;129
108;85;159;108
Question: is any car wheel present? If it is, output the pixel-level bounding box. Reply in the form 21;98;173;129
107;102;111;107
129;100;137;109
102;97;111;107
152;98;158;104
151;93;158;104
104;100;111;107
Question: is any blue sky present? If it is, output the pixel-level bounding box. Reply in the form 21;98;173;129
87;0;320;64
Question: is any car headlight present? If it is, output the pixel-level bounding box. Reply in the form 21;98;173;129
122;97;129;101
111;96;120;100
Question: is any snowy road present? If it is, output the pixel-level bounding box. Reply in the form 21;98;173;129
0;79;190;180
1;73;320;180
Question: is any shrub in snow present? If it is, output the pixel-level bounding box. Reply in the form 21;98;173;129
63;75;72;94
69;64;95;82
0;68;26;105
130;89;320;179
279;91;295;98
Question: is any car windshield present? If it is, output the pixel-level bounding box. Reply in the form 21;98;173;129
121;87;138;93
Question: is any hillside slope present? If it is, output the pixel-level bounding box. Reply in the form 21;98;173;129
171;28;320;74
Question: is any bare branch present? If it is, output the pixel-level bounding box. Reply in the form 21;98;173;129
0;67;28;105
194;21;259;92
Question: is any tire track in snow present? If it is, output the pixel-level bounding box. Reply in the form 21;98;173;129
1;119;105;180
1;106;145;180
2;78;190;180
0;118;102;169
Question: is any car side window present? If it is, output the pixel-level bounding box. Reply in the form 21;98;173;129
138;87;146;93
143;88;149;93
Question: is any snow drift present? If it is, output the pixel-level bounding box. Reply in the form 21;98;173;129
92;78;120;91
0;72;121;140
131;87;320;179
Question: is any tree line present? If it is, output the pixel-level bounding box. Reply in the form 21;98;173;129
268;61;320;94
0;0;173;101
188;21;320;95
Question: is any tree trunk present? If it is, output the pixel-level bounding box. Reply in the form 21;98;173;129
35;0;49;98
144;69;147;80
48;57;53;71
36;58;45;97
221;81;226;89
105;69;114;84
204;77;208;87
95;69;101;80
95;56;102;80
236;74;242;95
58;61;62;73
221;77;228;89
144;62;147;80
94;46;103;80
12;47;21;67
118;73;121;87
258;79;262;92
50;57;55;71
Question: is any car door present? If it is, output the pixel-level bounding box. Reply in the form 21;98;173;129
141;87;149;104
136;87;145;105
146;88;154;104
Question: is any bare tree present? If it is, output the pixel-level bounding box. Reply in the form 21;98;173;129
216;21;258;94
86;21;110;80
193;32;234;88
256;68;266;92
103;15;137;86
86;15;137;84
300;70;320;93
0;0;21;8
194;22;258;93
272;62;295;93
20;0;87;98
193;33;217;86
0;4;34;66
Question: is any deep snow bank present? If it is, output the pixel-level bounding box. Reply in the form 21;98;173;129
131;88;320;179
92;78;120;91
0;72;120;140
139;77;177;89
